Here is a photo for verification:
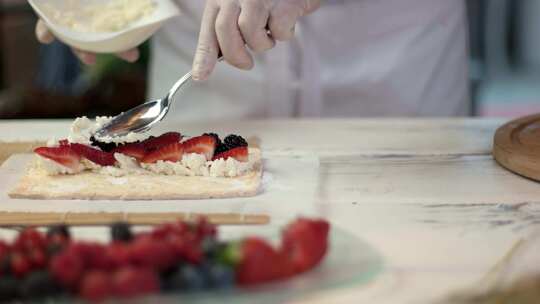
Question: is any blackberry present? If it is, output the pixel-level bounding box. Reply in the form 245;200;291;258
0;276;19;301
89;136;118;152
203;133;222;146
19;270;60;299
47;224;70;239
214;144;229;155
110;222;133;242
223;135;247;149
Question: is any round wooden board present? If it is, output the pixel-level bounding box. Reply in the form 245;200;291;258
493;113;540;181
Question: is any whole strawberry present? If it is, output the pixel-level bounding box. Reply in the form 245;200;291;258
281;218;330;274
236;238;291;285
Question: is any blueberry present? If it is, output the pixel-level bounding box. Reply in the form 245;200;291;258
110;222;133;242
0;276;19;301
46;224;70;239
164;265;209;292
19;270;61;299
207;263;235;289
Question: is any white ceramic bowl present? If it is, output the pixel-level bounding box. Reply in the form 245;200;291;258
28;0;180;53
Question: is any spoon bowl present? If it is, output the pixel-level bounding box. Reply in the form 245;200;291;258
95;69;196;138
93;100;165;138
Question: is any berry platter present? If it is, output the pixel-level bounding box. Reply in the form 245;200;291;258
0;218;383;303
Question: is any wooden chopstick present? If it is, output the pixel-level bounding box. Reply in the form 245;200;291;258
0;212;270;227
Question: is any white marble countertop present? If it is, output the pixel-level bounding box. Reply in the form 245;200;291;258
1;118;540;303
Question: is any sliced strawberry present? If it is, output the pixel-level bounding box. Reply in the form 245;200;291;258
281;218;330;274
236;237;291;285
182;135;217;160
141;142;184;164
212;146;248;162
34;146;81;170
112;143;146;161
141;132;182;151
70;143;116;166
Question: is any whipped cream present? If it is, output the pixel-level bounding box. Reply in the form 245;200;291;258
44;0;156;33
39;152;254;178
40;117;255;178
68;116;148;145
38;156;83;175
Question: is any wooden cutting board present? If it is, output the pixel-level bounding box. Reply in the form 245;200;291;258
493;113;540;181
0;141;44;165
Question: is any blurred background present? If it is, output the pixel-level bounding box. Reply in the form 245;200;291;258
1;0;540;119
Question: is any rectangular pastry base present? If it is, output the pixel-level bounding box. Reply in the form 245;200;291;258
8;149;262;200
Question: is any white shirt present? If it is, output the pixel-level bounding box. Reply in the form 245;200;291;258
148;0;470;121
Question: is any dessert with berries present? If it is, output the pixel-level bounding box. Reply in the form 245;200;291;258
0;217;330;302
9;117;262;200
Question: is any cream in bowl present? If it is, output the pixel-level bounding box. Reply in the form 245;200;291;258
28;0;180;53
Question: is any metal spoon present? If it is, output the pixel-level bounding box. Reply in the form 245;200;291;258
94;57;223;139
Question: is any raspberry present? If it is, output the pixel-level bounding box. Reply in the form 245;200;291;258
66;242;109;270
195;217;217;239
128;237;176;271
223;134;248;149
11;252;32;278
112;266;159;298
49;251;85;288
168;235;203;264
28;248;48;269
104;243;131;269
79;270;113;301
14;228;46;252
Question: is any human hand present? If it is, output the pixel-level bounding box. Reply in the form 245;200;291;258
192;0;321;81
34;19;140;65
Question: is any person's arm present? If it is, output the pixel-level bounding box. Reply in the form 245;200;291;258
34;19;139;65
192;0;321;81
